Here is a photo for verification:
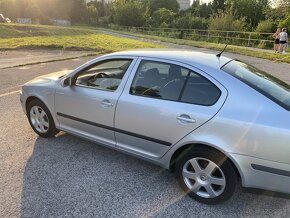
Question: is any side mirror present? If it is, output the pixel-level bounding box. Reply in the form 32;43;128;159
62;77;72;87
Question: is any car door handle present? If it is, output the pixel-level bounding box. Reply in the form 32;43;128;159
177;115;196;124
101;100;114;108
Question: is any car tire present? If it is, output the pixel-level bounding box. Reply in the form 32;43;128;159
175;148;238;205
27;99;59;138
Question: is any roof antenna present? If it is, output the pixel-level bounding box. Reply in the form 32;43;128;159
216;44;228;58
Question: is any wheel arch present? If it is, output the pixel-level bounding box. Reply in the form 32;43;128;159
169;143;242;181
25;96;57;125
25;96;40;112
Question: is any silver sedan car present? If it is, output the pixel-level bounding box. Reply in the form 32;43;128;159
20;49;290;204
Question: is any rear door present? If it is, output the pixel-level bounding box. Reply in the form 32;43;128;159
114;58;227;159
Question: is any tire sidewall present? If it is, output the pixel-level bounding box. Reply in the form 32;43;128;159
175;148;237;205
27;99;58;138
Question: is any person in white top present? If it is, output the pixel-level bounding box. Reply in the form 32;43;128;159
279;28;288;54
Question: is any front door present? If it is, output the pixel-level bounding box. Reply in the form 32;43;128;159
55;57;136;147
114;58;227;158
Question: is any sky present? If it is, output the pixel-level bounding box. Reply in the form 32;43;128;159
199;0;212;3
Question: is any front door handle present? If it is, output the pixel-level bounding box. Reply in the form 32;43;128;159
101;99;114;108
177;114;196;124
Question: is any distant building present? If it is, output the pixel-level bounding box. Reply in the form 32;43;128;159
17;18;32;24
178;0;191;10
52;19;71;26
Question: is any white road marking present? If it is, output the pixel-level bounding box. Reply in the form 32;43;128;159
0;85;21;92
0;90;19;98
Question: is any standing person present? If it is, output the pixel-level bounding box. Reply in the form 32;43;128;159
279;28;288;54
273;28;281;53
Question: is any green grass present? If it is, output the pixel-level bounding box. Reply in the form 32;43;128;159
105;29;290;64
1;24;289;64
0;23;96;38
0;24;164;52
0;33;164;52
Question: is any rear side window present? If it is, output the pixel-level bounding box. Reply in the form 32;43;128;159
130;60;221;106
181;72;221;106
222;60;290;111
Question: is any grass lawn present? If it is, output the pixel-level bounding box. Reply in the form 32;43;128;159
105;29;290;64
0;23;96;38
0;24;164;52
1;24;289;64
0;34;164;52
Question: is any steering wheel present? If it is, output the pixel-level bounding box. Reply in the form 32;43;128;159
95;72;109;79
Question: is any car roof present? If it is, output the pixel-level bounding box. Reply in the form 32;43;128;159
110;49;232;70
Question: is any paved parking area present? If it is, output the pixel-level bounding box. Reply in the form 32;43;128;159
0;49;91;69
0;51;289;217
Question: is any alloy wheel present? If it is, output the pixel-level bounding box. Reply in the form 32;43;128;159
182;157;226;198
29;106;49;133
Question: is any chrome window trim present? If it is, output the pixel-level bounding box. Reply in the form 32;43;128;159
129;57;223;107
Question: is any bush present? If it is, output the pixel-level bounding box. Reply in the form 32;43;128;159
256;20;276;33
173;14;208;29
96;16;110;27
279;15;290;30
208;10;248;31
257;40;266;49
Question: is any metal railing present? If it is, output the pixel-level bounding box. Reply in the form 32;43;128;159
110;25;274;49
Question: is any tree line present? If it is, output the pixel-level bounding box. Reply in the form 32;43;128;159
0;0;289;32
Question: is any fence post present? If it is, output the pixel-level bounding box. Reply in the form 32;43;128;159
248;33;251;47
226;31;229;42
180;30;184;39
207;31;210;40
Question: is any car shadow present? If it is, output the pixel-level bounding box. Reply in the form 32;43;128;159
21;133;290;217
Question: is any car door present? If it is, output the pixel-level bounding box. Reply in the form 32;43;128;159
55;56;137;147
114;58;227;159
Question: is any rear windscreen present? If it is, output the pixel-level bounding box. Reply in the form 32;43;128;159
222;60;290;111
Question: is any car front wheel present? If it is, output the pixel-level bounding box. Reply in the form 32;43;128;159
175;148;238;204
27;99;59;138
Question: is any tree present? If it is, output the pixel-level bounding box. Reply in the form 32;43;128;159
0;0;20;20
212;0;226;13
151;8;176;27
272;0;290;7
226;0;269;28
189;0;212;18
279;15;290;30
144;0;179;15
69;0;88;23
87;4;99;24
112;0;146;26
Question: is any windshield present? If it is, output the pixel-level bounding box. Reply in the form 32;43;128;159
222;60;290;111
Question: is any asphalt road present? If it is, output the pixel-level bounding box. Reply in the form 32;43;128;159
0;52;290;218
0;50;92;69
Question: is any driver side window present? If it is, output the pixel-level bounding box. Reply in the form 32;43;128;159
75;59;133;91
130;60;190;101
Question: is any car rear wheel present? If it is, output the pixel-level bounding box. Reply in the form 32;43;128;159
27;99;59;138
175;148;238;204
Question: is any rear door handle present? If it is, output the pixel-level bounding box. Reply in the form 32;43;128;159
177;115;196;124
101;99;114;108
